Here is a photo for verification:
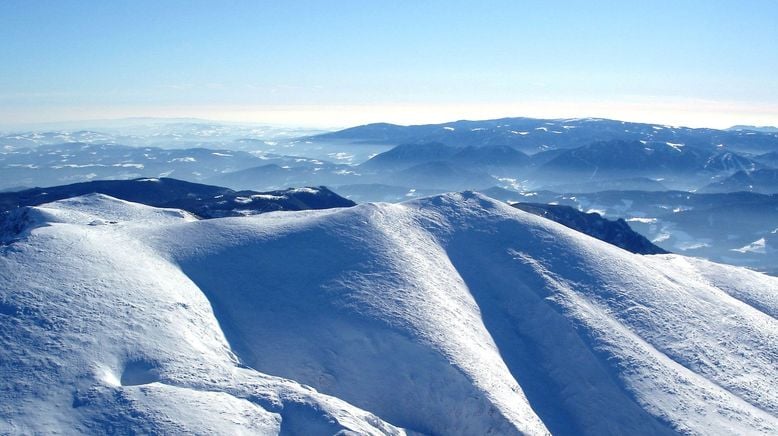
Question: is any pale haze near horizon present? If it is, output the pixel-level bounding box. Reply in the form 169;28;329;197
1;0;776;130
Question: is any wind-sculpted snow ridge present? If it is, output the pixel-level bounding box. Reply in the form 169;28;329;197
1;191;777;435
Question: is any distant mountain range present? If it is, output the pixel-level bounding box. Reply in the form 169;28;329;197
357;138;767;191
0;141;360;192
0;118;325;149
533;140;761;189
310;117;778;154
5;117;778;195
728;125;778;133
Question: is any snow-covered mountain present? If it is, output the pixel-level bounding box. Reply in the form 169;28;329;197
1;192;777;434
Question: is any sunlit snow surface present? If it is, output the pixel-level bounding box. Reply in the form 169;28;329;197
1;192;777;435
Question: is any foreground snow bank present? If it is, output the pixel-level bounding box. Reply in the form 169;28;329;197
1;191;776;435
0;195;401;435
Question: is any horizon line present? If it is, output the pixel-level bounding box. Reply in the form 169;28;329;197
2;100;778;132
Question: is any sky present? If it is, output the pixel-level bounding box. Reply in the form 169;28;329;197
1;0;777;129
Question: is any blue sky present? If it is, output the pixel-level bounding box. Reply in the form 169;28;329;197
1;0;777;128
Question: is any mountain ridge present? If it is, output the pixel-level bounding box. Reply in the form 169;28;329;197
0;177;355;219
309;117;778;154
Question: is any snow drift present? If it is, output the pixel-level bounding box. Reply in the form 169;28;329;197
1;192;776;435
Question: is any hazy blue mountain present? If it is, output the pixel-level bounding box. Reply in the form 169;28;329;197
449;145;531;167
309;116;778;154
394;161;496;191
359;142;460;171
540;140;710;174
728;125;778;133
752;151;778;168
527;148;568;166
0;130;115;147
0;118;325;150
701;168;778;194
330;128;769;193
534;140;752;190
702;151;761;173
314;122;414;144
354;143;528;192
361;142;530;172
211;163;301;190
538;177;668;193
210;160;364;191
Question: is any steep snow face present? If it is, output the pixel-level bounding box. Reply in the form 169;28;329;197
149;204;547;435
2;192;778;435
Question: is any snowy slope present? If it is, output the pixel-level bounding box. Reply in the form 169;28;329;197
1;192;777;435
0;195;402;435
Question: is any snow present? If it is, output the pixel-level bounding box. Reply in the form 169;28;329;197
627;217;658;224
110;162;144;168
251;194;287;201
732;238;771;254
235;193;294;203
665;142;684;152
651;225;712;251
497;177;522;191
328;152;355;161
1;192;777;435
288;187;319;194
0;197;400;435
